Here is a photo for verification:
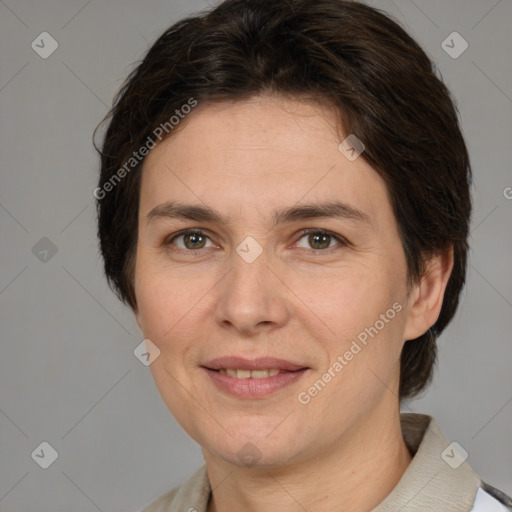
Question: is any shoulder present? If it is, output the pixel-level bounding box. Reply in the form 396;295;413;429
140;486;180;512
138;465;211;512
139;485;181;512
471;483;512;512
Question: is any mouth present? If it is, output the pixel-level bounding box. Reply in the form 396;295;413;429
202;357;309;398
203;356;308;372
206;368;300;379
216;368;282;378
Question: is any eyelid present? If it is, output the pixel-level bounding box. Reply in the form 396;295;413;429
165;229;217;249
295;228;350;249
164;227;350;252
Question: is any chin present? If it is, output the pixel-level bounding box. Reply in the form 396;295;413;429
201;424;306;468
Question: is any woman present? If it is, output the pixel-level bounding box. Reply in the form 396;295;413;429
94;1;512;510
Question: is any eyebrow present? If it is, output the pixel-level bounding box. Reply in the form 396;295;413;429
147;200;372;227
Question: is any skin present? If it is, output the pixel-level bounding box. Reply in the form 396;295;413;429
134;94;453;512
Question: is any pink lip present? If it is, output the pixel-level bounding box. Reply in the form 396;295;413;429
203;356;307;372
203;367;308;399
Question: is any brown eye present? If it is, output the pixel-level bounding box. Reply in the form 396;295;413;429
168;230;212;250
308;232;331;250
295;229;348;251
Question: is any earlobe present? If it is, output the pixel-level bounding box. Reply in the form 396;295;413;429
402;246;454;341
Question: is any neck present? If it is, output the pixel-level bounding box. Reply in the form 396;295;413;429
204;404;412;512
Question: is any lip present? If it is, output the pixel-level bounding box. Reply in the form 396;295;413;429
203;356;307;372
203;367;309;399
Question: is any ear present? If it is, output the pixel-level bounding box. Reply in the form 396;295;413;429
402;246;454;341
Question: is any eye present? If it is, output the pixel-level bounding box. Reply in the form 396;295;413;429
166;229;215;251
294;229;348;251
164;228;349;253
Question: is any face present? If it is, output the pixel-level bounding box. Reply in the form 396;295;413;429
134;95;419;469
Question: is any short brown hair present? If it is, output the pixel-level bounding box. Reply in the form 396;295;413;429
95;0;472;400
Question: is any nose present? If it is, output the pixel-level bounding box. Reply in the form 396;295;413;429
214;246;292;337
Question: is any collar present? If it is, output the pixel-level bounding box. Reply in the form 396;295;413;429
145;413;481;511
372;413;481;511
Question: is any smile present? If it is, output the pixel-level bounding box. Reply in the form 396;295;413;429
203;367;308;399
218;368;281;378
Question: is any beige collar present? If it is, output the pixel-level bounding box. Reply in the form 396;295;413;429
143;413;481;511
372;413;480;511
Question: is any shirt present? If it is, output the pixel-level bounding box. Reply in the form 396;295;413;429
140;413;512;512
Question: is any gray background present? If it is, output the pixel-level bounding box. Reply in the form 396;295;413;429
0;0;511;510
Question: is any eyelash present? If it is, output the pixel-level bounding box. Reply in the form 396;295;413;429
164;228;349;254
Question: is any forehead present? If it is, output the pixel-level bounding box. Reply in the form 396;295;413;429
139;95;393;230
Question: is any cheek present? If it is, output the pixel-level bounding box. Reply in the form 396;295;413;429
135;254;179;341
295;265;406;379
134;254;214;373
135;283;170;338
292;262;394;334
135;247;185;323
